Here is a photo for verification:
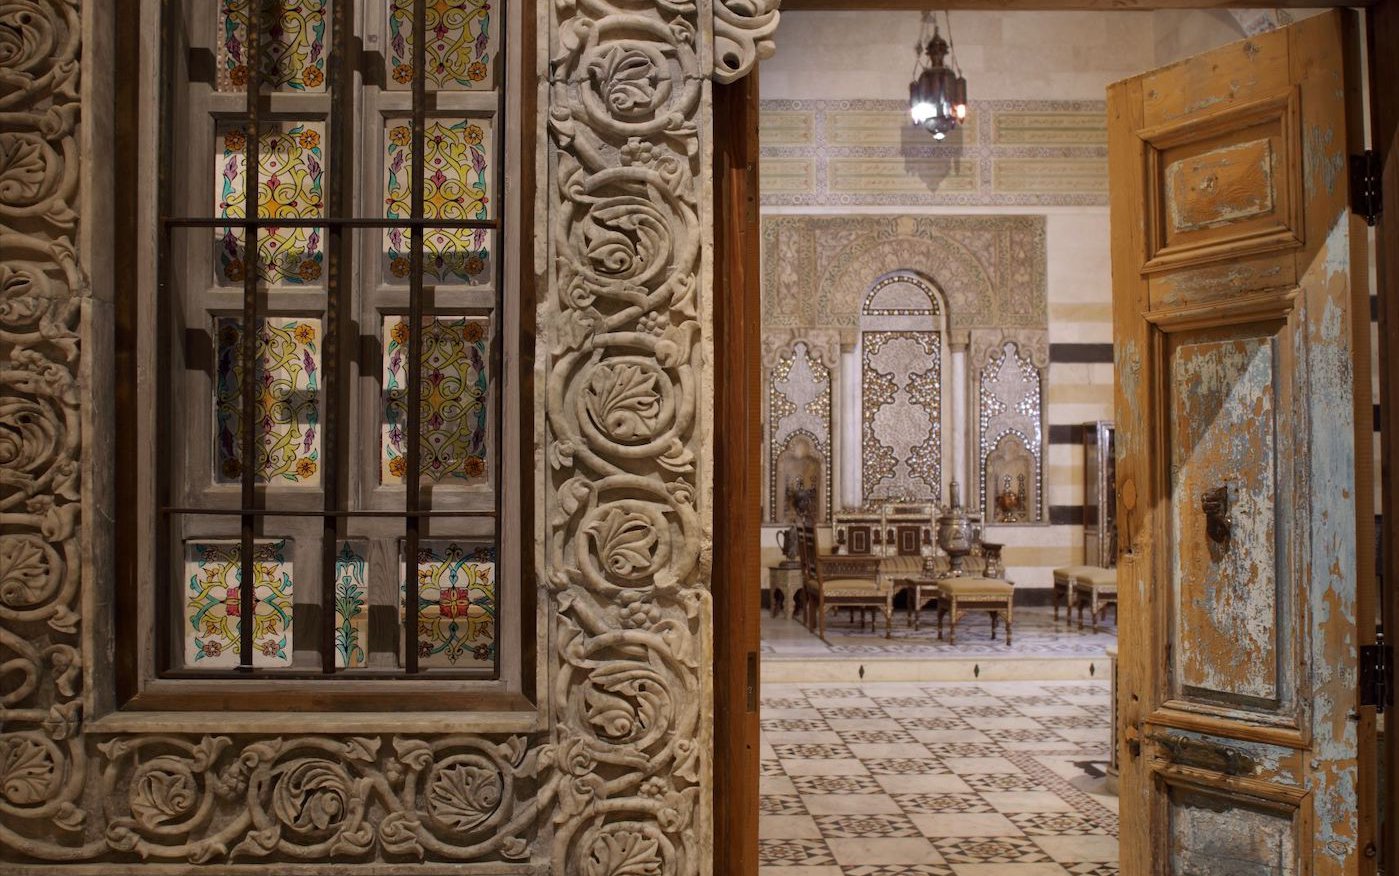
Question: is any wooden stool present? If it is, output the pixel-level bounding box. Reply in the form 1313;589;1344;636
1073;567;1117;631
936;577;1014;646
1052;565;1096;621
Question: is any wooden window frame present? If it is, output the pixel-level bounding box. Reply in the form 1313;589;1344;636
113;0;538;714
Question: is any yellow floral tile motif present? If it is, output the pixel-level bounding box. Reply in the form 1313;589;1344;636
401;541;496;669
217;0;329;93
215;121;325;286
215;316;321;485
381;316;489;484
383;118;492;285
387;0;494;91
184;540;293;668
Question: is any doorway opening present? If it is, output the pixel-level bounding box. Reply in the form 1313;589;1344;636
724;8;1390;876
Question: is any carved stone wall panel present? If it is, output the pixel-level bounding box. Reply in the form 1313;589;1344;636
971;333;1047;523
0;0;776;869
764;332;837;523
761;215;1047;338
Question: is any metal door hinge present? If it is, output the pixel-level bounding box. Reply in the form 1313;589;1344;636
1360;635;1393;712
1351;150;1382;227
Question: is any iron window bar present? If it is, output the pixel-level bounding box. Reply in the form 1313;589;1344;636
156;0;508;682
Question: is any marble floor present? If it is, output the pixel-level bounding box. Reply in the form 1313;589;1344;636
761;680;1118;876
763;606;1117;660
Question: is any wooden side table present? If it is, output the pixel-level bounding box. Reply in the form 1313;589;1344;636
768;562;803;619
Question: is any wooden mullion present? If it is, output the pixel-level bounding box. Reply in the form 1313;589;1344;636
403;0;428;675
238;0;263;673
318;0;355;675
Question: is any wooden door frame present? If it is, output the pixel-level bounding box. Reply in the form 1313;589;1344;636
710;3;1399;873
713;67;764;876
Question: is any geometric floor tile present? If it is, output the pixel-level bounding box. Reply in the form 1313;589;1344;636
842;866;955;876
1065;863;1120;875
863;757;952;775
891;793;995;814
813;814;922;838
930;835;1053;863
763;679;1118;872
758;838;835;866
761;794;809;815
792;775;886;795
1009;811;1111;835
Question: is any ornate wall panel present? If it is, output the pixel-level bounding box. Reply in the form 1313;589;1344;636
971;331;1049;524
759;98;1108;207
762;330;839;523
761;215;1047;344
860;331;941;505
0;0;777;871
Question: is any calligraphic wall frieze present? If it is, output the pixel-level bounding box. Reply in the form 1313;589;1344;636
760;98;1108;206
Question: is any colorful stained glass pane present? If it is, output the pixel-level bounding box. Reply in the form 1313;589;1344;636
401;541;497;669
387;0;494;91
215;121;326;285
215;316;321;484
383;119;492;285
334;542;368;669
381;316;490;484
217;0;329;92
184;540;294;668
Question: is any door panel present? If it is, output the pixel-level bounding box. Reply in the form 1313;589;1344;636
1169;328;1289;716
1109;11;1376;875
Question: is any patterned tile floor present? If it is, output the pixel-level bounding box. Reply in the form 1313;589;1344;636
763;606;1117;659
761;680;1118;876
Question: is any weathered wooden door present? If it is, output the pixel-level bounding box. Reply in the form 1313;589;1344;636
1108;11;1378;875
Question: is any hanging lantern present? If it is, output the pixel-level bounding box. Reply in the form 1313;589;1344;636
909;18;967;140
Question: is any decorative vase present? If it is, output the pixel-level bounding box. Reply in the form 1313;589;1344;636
936;480;974;576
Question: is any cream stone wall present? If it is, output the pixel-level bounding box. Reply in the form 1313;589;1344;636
758;10;1261;592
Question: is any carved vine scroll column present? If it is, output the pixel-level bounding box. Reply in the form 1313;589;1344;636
0;0;777;872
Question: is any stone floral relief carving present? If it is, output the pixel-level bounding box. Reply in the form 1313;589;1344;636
0;0;778;870
1;0;89;864
761;215;1048;340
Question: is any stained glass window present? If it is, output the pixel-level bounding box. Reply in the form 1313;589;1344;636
402;541;497;669
156;0;510;687
184;540;294;668
214;121;326;285
214;316;322;484
381;316;490;484
217;0;330;93
387;0;495;90
383;118;493;285
334;542;369;669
